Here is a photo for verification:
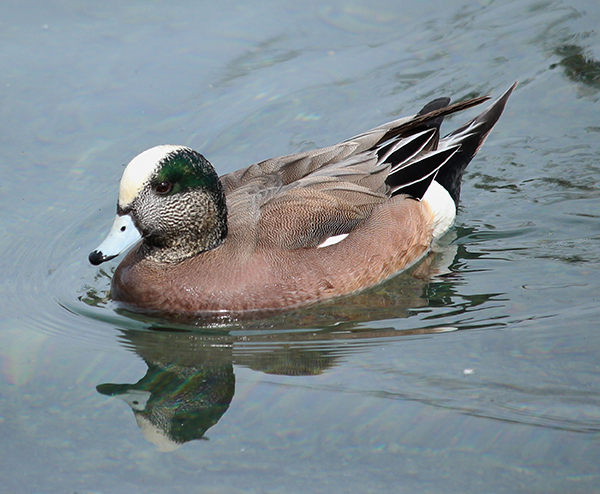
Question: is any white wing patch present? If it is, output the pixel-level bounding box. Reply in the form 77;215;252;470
317;233;349;248
118;145;186;207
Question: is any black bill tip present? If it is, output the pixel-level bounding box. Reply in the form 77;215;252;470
89;250;116;266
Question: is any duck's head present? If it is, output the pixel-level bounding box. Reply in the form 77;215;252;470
89;145;227;265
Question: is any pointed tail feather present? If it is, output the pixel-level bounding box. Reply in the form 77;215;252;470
435;82;517;204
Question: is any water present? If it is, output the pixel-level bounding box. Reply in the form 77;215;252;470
1;0;600;492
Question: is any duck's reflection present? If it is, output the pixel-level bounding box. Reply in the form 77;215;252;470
97;333;235;451
96;323;451;451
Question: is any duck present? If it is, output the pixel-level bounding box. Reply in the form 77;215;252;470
89;83;515;316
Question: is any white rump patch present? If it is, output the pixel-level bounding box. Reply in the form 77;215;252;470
422;180;456;239
118;145;188;207
317;233;349;248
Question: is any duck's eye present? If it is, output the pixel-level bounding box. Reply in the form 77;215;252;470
155;181;173;194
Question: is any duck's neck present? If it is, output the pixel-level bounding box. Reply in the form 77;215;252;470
141;230;226;264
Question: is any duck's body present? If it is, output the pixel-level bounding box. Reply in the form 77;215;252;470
90;84;515;316
111;196;431;313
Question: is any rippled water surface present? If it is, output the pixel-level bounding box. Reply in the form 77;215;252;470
2;0;600;492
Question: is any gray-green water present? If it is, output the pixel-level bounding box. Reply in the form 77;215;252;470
2;0;600;492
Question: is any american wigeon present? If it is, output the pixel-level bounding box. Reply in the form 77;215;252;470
89;83;515;316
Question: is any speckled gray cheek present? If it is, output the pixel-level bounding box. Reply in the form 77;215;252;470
133;186;168;235
131;184;228;264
